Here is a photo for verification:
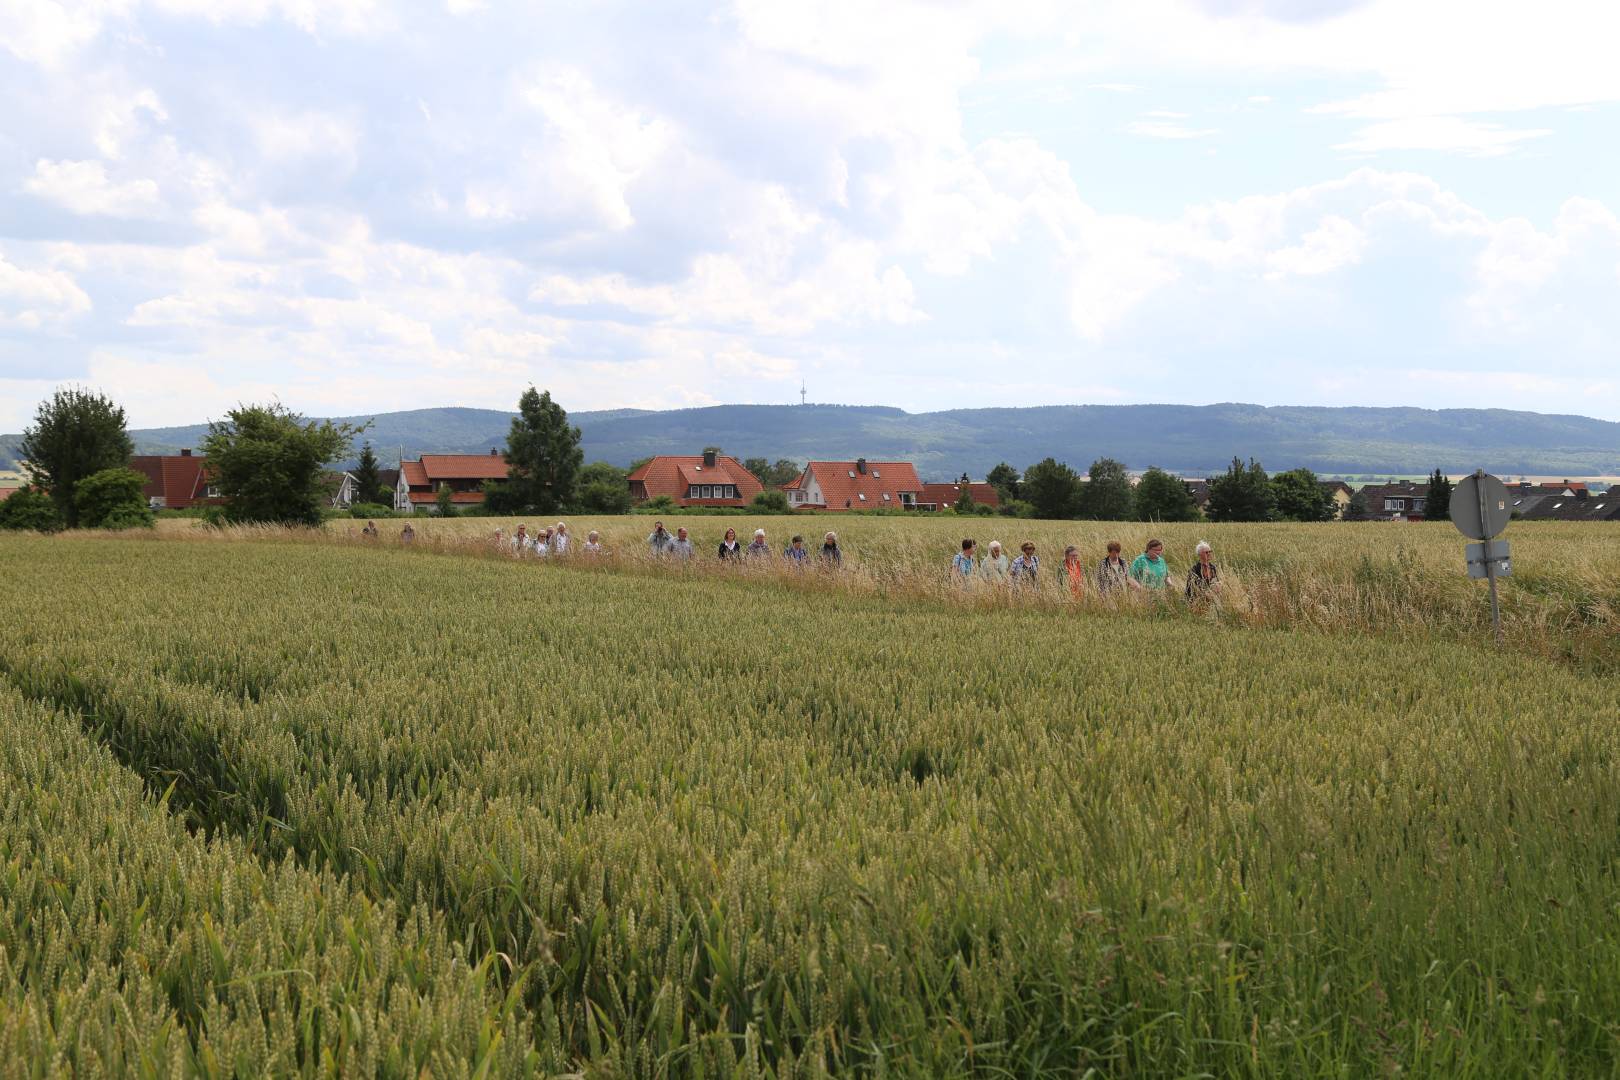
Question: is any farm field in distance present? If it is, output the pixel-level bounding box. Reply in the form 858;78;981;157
3;520;1618;1076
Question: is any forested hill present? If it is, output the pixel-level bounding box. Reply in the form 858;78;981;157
4;403;1619;479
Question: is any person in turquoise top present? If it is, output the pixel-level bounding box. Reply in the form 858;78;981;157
1129;538;1169;590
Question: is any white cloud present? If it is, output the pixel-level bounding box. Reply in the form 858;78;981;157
3;0;1620;433
1333;116;1551;157
0;248;92;327
23;159;164;217
1125;120;1220;139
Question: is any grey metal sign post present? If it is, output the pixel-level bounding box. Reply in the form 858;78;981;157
1451;469;1511;646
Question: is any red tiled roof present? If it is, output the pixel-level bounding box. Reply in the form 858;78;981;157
408;491;489;504
131;455;217;508
419;454;510;482
919;482;1000;509
0;487;19;502
798;461;921;509
628;455;764;504
401;460;429;487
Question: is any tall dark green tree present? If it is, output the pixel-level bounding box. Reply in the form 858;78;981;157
353;444;384;505
985;462;1021;501
1022;457;1083;519
1206;457;1275;522
1427;469;1453;522
953;484;976;515
19;387;134;527
486;387;583;516
1076;457;1134;521
1270;467;1335;522
201;403;366;526
1134;466;1199;522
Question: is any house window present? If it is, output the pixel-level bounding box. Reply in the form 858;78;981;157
873;470;881;478
882;493;890;501
858;493;866;501
1385;498;1404;511
1413;499;1426;512
205;486;221;497
900;492;914;506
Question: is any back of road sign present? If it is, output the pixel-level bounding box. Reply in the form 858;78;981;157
1451;473;1510;540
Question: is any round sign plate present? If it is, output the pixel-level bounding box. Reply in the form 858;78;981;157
1452;473;1511;540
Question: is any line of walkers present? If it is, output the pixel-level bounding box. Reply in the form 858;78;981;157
644;521;842;567
954;536;1220;601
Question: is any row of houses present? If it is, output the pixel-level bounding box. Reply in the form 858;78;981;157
13;449;1613;522
394;449;1003;514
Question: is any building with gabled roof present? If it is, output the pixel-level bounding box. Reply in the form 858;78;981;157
131;450;222;510
1357;482;1430;521
395;450;509;513
1521;492;1620;522
627;451;763;507
782;459;922;511
917;481;1000;512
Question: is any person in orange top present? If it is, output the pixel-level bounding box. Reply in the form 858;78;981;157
1062;545;1085;597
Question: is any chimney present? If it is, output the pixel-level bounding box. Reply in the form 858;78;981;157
856;457;867;474
703;449;717;468
491;447;498;456
180;448;192;457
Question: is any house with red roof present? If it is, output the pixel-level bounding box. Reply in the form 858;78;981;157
917;481;1000;512
131;450;222;509
782;459;922;511
395;450;510;513
627;450;763;507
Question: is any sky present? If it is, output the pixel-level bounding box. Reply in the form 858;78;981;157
2;0;1619;432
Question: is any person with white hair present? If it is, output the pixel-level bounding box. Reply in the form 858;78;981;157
745;528;771;559
818;531;842;568
1186;539;1220;600
980;540;1010;585
583;530;603;555
551;522;570;554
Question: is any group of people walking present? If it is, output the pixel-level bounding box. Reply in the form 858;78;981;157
631;520;1220;601
955;536;1220;600
499;522;604;556
376;516;1221;602
644;522;843;567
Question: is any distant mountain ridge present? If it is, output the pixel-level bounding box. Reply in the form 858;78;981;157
4;403;1619;479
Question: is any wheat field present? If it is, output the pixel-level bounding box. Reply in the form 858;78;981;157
2;518;1617;1076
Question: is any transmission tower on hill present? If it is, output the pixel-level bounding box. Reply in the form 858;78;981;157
800;380;807;406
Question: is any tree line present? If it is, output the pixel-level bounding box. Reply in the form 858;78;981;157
966;456;1345;523
3;384;1460;531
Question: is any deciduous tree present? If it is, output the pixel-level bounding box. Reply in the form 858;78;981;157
75;467;154;529
1271;467;1335;522
1022;457;1082;519
985;462;1021;501
1076;458;1134;521
201;404;365;526
1134;467;1199;522
19;388;134;527
1206;457;1275;522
